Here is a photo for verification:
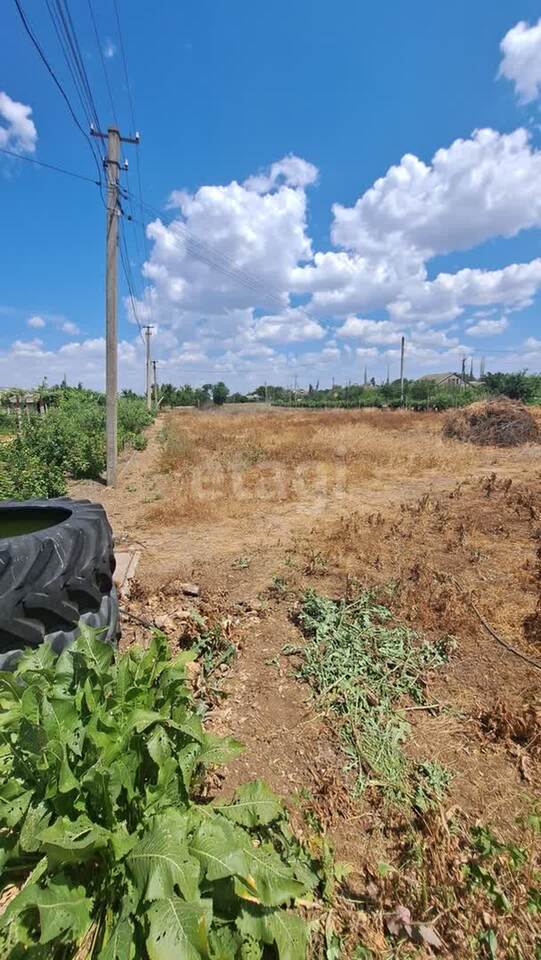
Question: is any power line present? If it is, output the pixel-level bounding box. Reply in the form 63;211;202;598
119;219;145;343
126;192;290;310
126;202;312;331
45;0;99;136
86;0;119;127
13;0;103;186
54;0;102;133
113;0;137;133
0;146;100;184
112;0;154;333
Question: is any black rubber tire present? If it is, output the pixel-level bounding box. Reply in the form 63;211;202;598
0;497;118;669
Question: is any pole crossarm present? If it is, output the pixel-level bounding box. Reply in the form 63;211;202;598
91;127;140;145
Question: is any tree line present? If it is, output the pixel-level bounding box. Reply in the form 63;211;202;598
157;371;541;410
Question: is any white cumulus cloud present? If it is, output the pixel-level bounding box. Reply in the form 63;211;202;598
331;128;541;262
337;317;403;344
0;91;37;154
499;19;541;103
61;321;80;335
465;316;509;336
388;258;541;324
27;315;45;329
244;154;318;193
249;307;325;343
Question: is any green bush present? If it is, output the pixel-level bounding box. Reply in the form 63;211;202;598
0;438;67;500
484;371;540;403
0;389;153;501
0;630;324;959
118;396;153;436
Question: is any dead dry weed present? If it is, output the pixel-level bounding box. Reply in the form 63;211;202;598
150;408;478;526
444;398;539;446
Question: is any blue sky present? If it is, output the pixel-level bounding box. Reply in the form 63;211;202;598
2;0;541;390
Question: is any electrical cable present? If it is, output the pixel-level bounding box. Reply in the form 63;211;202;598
112;0;155;333
54;0;102;133
86;0;118;127
125;192;289;309
119;218;146;344
0;146;100;184
126;204;299;312
13;0;104;188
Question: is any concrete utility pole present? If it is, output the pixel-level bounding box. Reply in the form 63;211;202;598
92;125;139;486
144;325;153;410
400;335;405;406
152;359;158;405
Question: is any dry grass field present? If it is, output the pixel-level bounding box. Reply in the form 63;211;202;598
72;405;541;959
150;407;480;525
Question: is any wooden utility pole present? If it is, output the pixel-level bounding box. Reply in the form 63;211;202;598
144;325;153;410
400;335;405;406
92;125;139;486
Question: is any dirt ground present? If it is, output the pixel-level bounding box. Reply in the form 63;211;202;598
71;405;541;957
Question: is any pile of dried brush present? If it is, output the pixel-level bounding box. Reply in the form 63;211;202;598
443;398;539;446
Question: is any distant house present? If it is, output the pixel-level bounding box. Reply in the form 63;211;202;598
418;372;480;389
1;392;49;416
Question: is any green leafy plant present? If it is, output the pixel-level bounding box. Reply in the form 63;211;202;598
269;576;289;598
0;388;153;500
0;630;321;958
296;590;451;804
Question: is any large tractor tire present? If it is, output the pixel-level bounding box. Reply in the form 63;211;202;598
0;498;118;670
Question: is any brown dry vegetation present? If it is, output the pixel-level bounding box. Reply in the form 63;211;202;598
72;406;541;959
443;398;540;446
150;407;480;526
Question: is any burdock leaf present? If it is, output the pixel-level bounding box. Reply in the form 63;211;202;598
237;906;310;960
1;877;93;945
191;817;309;906
145;756;188;813
236;840;310;906
198;732;243;767
0;781;32;828
74;625;114;674
147;724;172;765
177;742;201;791
145;897;212;960
99;918;135;959
127;812;199;902
189;817;250;882
20;802;51;853
41;696;79;746
216;780;283;827
39;815;110;868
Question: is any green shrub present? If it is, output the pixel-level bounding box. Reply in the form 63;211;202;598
0;389;153;501
0;631;322;958
0;438;67;500
118;396;153;436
